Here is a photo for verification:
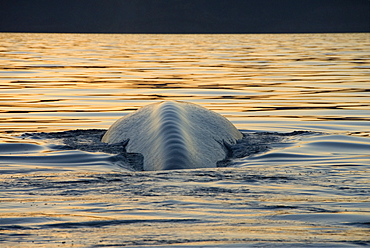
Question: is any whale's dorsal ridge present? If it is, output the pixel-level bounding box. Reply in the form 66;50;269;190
102;101;243;170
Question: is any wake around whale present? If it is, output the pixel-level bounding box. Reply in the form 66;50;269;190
102;101;243;171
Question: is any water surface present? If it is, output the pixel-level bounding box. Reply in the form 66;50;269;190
0;33;369;247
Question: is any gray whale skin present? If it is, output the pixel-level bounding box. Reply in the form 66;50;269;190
102;101;243;171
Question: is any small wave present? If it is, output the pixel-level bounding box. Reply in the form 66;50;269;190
0;143;44;154
40;218;199;229
272;212;370;227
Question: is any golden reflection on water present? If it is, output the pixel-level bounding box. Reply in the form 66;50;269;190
0;33;369;133
1;33;369;247
1;170;369;246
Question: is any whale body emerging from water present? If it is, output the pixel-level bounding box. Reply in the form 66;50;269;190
102;101;243;171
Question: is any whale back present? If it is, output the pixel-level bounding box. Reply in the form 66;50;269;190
101;101;243;170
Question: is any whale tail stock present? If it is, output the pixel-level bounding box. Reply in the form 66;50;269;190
102;101;243;170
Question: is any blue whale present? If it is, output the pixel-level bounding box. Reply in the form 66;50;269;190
101;101;243;170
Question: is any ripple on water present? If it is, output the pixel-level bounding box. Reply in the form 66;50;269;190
0;33;369;247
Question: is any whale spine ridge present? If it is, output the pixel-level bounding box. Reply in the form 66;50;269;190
155;102;190;170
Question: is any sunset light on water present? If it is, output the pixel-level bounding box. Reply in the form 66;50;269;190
0;33;369;247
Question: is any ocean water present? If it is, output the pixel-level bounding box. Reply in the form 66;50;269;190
0;33;369;247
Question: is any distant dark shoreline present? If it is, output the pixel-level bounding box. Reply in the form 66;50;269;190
1;0;368;34
1;31;369;35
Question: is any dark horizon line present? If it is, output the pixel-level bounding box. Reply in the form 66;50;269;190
2;31;369;35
